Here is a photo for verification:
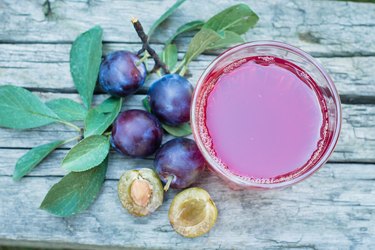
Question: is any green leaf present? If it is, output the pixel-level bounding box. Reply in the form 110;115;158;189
183;28;221;64
161;43;178;71
207;31;245;50
13;140;64;181
148;0;187;39
70;26;103;108
46;98;87;122
84;111;111;137
166;20;205;44
40;157;108;217
0;85;60;129
94;97;122;113
203;4;259;34
62;135;109;172
84;97;122;137
162;123;192;137
142;96;151;113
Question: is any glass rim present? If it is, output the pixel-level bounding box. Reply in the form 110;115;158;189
191;40;342;189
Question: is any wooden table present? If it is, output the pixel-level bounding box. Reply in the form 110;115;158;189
0;0;374;249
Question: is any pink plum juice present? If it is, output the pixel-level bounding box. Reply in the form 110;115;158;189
196;56;331;184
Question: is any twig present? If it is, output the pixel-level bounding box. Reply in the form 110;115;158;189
131;17;170;74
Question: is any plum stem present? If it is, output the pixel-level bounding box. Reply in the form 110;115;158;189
136;51;150;66
163;175;174;192
179;65;188;77
131;17;170;74
103;131;112;136
171;58;186;75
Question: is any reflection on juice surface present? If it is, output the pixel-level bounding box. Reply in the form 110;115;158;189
201;56;330;183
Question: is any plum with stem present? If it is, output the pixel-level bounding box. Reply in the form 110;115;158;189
154;138;206;190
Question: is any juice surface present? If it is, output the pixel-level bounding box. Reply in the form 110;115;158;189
203;56;329;181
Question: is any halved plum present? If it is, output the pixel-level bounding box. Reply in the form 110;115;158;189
169;187;218;238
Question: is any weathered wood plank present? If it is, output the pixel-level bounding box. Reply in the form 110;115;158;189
0;92;372;163
0;163;374;249
1;0;374;249
1;0;375;57
1;43;375;98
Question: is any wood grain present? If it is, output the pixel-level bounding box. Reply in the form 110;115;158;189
1;0;375;249
1;44;375;99
0;163;374;249
1;0;375;57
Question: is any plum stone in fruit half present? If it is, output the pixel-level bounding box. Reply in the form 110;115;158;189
99;51;146;97
111;110;163;157
154;138;206;190
148;74;193;126
118;168;164;217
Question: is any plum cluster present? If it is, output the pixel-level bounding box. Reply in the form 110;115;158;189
99;50;205;189
99;47;216;238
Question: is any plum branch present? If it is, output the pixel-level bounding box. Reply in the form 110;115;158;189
131;18;170;74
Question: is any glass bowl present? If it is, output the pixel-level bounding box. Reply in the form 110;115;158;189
191;41;342;190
